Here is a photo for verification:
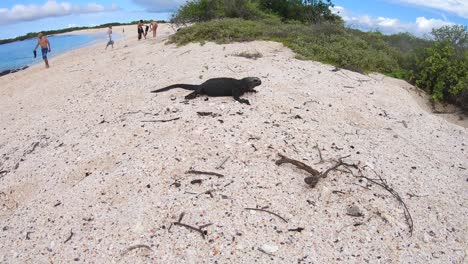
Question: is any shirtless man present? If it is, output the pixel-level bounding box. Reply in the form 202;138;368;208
150;21;158;38
34;33;51;68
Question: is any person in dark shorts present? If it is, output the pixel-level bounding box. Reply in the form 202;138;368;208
137;20;146;40
144;24;150;37
33;33;51;68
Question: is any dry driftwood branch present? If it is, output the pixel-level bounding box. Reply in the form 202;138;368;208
276;153;350;187
121;244;152;256
275;153;321;187
186;170;225;178
275;153;320;176
244;207;288;223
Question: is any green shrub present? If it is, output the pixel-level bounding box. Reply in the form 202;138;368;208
169;19;264;45
169;18;399;73
171;0;269;24
172;0;342;25
256;0;341;24
415;41;467;101
410;25;468;104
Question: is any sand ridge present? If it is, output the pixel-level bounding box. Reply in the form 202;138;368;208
0;24;467;263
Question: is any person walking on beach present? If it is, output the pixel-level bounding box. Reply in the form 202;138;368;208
150;21;158;38
33;33;51;68
105;25;114;50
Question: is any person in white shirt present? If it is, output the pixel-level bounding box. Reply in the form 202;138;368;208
105;26;114;50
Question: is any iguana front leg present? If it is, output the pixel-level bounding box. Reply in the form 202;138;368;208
232;88;250;105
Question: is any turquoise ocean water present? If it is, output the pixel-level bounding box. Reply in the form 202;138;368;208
0;33;113;73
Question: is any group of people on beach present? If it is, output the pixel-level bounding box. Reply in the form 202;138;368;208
137;20;158;40
33;20;159;68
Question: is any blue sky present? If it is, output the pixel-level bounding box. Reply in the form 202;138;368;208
331;0;467;35
0;0;467;39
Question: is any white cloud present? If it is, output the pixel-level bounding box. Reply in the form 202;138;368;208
377;17;400;27
131;0;188;12
331;5;454;36
414;17;454;32
394;0;468;19
0;0;119;26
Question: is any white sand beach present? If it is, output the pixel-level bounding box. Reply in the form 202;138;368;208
0;24;467;263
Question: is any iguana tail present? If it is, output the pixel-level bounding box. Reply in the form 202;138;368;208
151;84;199;93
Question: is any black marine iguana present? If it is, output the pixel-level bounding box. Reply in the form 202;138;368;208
150;77;262;105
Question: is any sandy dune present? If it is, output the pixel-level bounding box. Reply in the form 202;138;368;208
0;24;467;263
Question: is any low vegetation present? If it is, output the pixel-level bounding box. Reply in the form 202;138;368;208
169;0;468;108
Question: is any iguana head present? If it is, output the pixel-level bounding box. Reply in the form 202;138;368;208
242;77;262;90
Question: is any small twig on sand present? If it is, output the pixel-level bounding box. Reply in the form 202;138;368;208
121;110;159;117
141;117;180;123
313;143;323;163
216;157;230;169
197;111;219;117
258;247;274;256
64;230;74;244
121;244;152;256
173;222;207;239
319;155;350;178
406;192;429;198
245;207;288;223
186;170;225;178
343;164;414;236
398;120;408;128
288;227;305;232
173;212;210;239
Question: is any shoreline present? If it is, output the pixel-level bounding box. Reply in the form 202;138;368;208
0;28;126;77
